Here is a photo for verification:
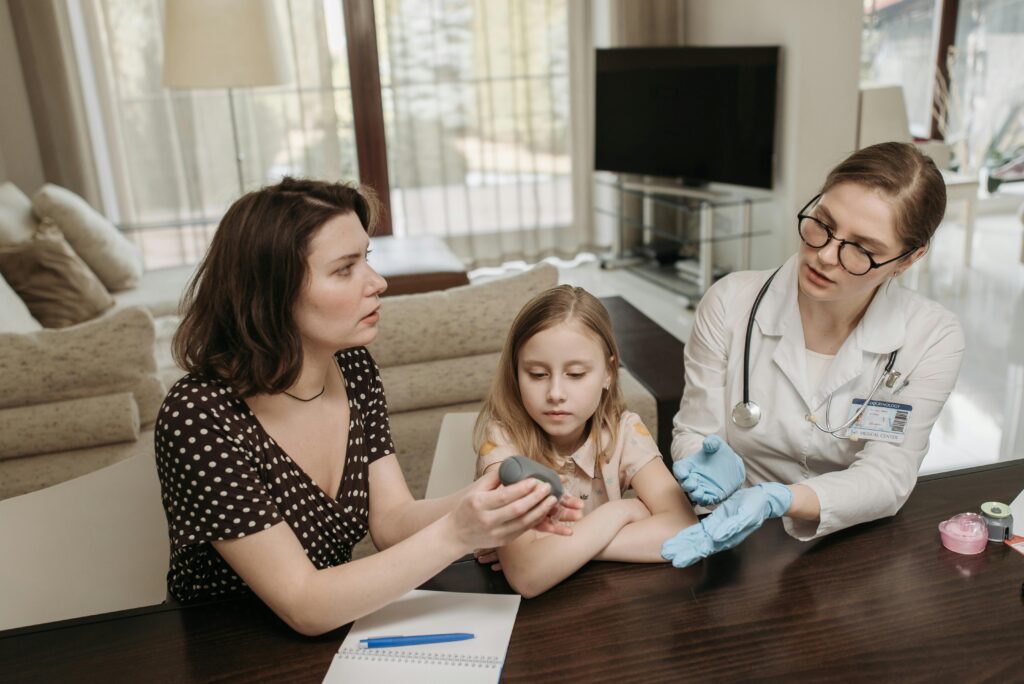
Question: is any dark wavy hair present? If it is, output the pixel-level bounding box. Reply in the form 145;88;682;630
173;177;380;397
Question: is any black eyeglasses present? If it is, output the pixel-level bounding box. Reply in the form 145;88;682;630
797;194;917;276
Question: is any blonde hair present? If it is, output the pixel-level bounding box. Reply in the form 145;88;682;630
474;285;626;472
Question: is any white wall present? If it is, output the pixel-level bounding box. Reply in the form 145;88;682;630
0;0;45;193
684;0;863;269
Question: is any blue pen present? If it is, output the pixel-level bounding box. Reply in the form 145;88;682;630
358;632;475;649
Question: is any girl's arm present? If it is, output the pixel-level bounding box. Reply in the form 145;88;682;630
367;456;584;550
494;495;651;598
595;458;698;562
213;462;558;636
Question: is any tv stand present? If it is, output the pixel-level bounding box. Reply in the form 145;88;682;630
596;176;770;302
620;180;727;202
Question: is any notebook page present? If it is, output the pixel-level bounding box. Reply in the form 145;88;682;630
323;589;521;684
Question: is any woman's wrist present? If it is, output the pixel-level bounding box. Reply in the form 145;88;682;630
435;512;477;559
785;484;821;521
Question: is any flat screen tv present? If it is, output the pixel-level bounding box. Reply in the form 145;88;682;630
595;46;780;189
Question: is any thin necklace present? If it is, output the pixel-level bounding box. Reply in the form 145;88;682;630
282;385;326;402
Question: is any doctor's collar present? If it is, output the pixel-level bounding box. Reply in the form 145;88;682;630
752;255;906;353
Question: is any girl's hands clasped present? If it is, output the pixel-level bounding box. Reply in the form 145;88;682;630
450;470;584;554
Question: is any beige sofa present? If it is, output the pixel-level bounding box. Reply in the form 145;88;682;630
0;264;657;503
0;306;168;499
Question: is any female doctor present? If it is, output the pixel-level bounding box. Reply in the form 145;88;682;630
661;142;965;567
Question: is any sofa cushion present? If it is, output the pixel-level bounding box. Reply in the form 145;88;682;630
0;272;41;334
0;428;156;501
370;264;558;367
0;225;115;328
0;182;36;247
0;306;165;427
380;352;501;414
32;184;143;292
0;392;140;460
390;400;483;499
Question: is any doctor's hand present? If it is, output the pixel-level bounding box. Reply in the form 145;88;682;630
661;482;792;568
672;435;746;506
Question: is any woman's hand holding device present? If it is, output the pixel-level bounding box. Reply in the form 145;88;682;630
498;456;584;536
672;435;746;506
449;469;562;552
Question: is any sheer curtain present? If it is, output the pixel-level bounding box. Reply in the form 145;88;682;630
948;0;1024;178
62;0;603;270
7;0;101;207
375;0;595;267
72;0;359;269
861;0;942;139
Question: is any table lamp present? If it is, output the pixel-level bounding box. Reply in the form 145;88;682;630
161;0;292;192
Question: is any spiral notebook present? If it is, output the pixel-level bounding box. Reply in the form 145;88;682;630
323;589;521;683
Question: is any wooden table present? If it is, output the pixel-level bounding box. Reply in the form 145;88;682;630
3;460;1021;682
602;296;686;460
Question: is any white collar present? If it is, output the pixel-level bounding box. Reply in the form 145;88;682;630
754;253;906;353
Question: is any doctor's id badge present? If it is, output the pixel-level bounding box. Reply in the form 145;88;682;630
845;399;912;443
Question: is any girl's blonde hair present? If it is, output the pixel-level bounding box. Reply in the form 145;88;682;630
473;285;626;472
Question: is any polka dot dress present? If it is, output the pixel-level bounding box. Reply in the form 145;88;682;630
154;346;394;602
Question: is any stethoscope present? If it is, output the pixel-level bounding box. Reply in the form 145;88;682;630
731;268;903;438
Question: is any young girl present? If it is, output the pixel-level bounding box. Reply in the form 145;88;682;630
474;285;698;597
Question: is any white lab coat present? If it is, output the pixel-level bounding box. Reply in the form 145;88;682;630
671;254;965;540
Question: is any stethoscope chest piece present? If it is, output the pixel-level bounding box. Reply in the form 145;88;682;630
732;401;762;428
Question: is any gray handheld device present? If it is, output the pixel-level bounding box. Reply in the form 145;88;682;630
498;455;564;500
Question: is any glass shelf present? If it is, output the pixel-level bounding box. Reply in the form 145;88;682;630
594;174;774;298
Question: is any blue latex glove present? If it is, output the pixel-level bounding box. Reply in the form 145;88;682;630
660;522;715;568
672;435;746;506
661;482;792;568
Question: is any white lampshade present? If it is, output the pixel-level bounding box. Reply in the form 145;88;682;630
162;0;291;89
858;85;914;149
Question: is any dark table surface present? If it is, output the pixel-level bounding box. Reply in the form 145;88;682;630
3;459;1022;683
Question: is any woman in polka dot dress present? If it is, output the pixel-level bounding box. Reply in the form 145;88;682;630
156;178;582;635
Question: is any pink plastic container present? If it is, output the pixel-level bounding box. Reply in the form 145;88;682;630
938;512;988;555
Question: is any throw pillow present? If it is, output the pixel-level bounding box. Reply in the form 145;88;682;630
0;182;37;247
32;183;143;292
0;271;42;333
0;225;114;327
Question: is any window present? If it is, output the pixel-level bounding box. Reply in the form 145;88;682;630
861;0;942;139
375;0;572;243
73;0;575;269
76;0;359;269
948;0;1024;180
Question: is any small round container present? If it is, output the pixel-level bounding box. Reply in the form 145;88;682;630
938;512;988;555
980;501;1013;542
